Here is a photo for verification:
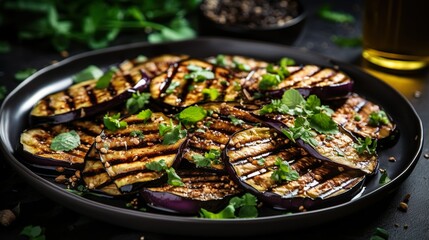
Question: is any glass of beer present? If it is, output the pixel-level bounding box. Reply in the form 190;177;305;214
362;0;429;71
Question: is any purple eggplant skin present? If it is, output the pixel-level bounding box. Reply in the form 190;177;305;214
29;71;150;126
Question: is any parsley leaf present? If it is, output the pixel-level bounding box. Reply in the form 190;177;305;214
103;113;127;131
50;130;81;152
137;109;152;121
354;137;377;155
0;85;7;101
159;119;187;145
15;68;37;81
258;73;281;90
20;225;45;240
72;65;103;83
215;54;226;66
95;67;117;89
200;193;258;219
379;171;391;185
318;4;355;23
130;130;144;139
271;157;300;183
229;115;245;126
178;106;207;124
145;159;184;186
202;88;219;101
166;81;180;94
126;91;151;114
192;149;221;167
184;64;215;82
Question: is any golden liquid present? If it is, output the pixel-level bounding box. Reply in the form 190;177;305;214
362;0;429;70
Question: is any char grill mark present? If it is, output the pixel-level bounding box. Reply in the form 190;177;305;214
225;127;365;203
332;94;396;140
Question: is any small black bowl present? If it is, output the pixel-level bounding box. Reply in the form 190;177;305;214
198;0;306;45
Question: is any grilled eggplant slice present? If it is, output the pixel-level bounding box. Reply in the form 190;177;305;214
243;65;353;100
332;94;397;144
261;114;378;175
206;55;269;78
183;103;261;170
19;119;103;170
150;59;243;108
81;144;122;196
30;55;185;126
140;169;243;215
224;127;365;211
94;112;188;192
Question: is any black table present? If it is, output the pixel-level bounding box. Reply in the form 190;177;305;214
1;0;428;239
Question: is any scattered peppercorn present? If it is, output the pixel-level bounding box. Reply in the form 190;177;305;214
398;201;408;212
388;156;396;162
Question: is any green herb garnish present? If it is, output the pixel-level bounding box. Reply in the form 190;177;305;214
184;64;215;82
50;130;81;152
318;4;355;23
200;193;258;219
0;85;7;101
258;73;282;90
354;136;377;155
126;91;151;114
215;54;226;66
368;111;390;126
379;171;391;185
0;41;11;53
178;106;207;124
95;67;117;89
257;158;266;166
103;113;127;131
166;81;180;94
145;159;184;186
370;227;389;240
271;157;300;183
233;59;251;71
331;35;362;47
15;68;37;81
159;119;187;145
229;115;245;126
20;225;45;240
72;65;103;83
192;149;221;167
202;88;219;101
130;130;144;139
137;109;152;121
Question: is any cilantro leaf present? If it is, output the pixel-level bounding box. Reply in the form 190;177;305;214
95;67;117;89
145;159;184;186
184;65;215;82
202;88;219;101
318;4;355;23
137;109;152;121
166;81;180;94
379;171;391;185
159;119;187;145
103;113;127;131
282;89;305;108
72;65;103;83
354;137;377;155
368;111;390;126
130;130;144;139
178;106;207;124
126;91;151;114
215;54;226;66
50;130;81;152
200;193;258;219
15;68;37;81
258;73;281;90
271;157;300;183
145;159;167;172
229;115;245;126
0;85;7;101
192;149;221;167
20;225;45;240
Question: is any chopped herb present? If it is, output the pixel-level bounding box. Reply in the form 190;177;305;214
229;115;245;126
145;159;184;186
200;193;258;219
20;225;45;240
370;227;389;240
331;35;362;47
354;114;362;121
50;130;81;152
72;65;103;83
233;81;241;91
258;73;281;90
379;171;391;185
233;60;251;71
215;54;226;66
15;68;37;81
126;91;151;114
103;113;128;131
95;67;117;89
192;149;221;167
130;130;144;139
137;109;152;121
355;137;377;155
0;85;7;101
318;4;355;23
166;81;180;94
257;158;266;166
0;41;11;53
368;111;390;126
271;157;300;183
202;88;219;101
178;106;207;124
309;113;338;134
184;64;215;82
159;119;187;145
279;57;295;66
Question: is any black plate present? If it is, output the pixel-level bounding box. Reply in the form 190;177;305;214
0;38;423;237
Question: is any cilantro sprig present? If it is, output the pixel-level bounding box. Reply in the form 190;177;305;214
354;136;377;155
20;225;45;240
159;119;187;145
72;65;103;83
258;57;295;90
126;91;151;114
192;149;221;167
368;110;390;126
145;159;183;186
200;193;258;219
137;109;152;121
178;106;207;125
271;157;300;183
103;113;128;131
184;64;215;82
95;67;118;89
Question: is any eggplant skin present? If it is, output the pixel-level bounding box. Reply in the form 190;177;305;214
140;169;242;215
19;120;103;169
223;127;366;211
